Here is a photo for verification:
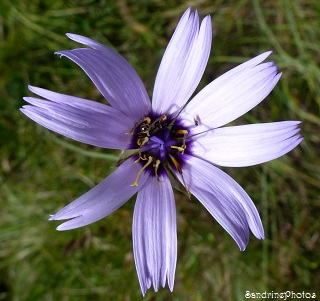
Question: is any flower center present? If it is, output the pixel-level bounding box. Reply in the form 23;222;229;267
125;112;192;188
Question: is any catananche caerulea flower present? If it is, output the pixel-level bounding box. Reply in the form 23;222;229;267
21;8;302;296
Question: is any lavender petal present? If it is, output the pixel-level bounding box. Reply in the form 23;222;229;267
176;155;264;250
57;34;151;122
193;121;303;167
21;91;133;149
152;8;212;115
181;52;281;131
27;85;113;113
49;158;148;230
133;175;177;296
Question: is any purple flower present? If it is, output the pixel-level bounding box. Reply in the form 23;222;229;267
21;8;302;296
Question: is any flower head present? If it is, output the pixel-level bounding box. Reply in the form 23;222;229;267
21;8;302;296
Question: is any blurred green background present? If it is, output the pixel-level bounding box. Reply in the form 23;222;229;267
0;0;319;300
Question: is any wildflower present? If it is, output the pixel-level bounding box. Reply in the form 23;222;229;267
21;8;302;296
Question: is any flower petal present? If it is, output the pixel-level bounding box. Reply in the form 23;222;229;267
49;158;148;230
133;175;177;296
175;155;264;250
152;8;212;115
21;87;133;149
56;33;151;122
27;85;113;113
193;121;303;167
181;52;281;130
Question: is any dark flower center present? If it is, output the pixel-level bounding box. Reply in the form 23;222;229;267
126;112;193;187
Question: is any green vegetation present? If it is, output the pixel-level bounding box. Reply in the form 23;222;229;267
0;0;319;300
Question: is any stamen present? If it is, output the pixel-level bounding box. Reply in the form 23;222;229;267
171;145;186;153
172;129;188;153
129;113;191;194
176;129;188;146
131;156;153;186
137;136;149;160
137;136;149;147
153;159;163;184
